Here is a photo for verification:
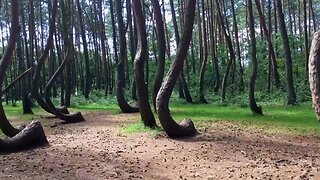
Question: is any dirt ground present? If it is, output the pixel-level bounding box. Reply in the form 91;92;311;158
0;111;320;180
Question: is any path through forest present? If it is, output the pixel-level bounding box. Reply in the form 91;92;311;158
0;111;320;179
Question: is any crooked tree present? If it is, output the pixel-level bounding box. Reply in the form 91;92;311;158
132;0;157;128
115;0;139;113
0;0;48;153
156;0;197;138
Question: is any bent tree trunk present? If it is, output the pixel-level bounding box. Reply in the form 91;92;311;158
0;0;48;152
151;0;166;112
309;31;320;121
0;0;23;137
31;0;58;115
156;0;197;138
0;121;48;153
115;0;139;113
44;48;85;123
248;0;263;115
132;0;157;128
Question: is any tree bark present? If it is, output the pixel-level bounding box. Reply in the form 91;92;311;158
309;31;320;121
248;0;263;115
199;0;208;103
76;0;91;99
151;0;166;112
115;0;139;113
0;121;48;153
132;0;157;128
254;0;282;89
276;0;297;105
156;0;197;138
0;0;48;152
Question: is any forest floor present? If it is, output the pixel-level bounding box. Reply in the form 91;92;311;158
0;111;320;180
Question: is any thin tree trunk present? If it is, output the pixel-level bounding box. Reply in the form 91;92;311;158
248;0;263;115
276;0;297;105
152;0;166;112
132;0;157;128
115;0;139;113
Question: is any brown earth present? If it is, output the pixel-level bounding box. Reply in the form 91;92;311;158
0;111;320;180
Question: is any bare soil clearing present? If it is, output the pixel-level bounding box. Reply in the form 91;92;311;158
0;111;320;180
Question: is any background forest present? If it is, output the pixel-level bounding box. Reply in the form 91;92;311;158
1;0;320;178
1;0;319;109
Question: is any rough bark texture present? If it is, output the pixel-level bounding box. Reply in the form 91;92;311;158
248;0;263;115
115;0;139;113
0;121;48;153
132;0;157;128
156;0;197;138
309;31;320;121
151;0;166;112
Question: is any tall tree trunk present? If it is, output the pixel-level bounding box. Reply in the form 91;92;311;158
248;0;263;115
199;0;208;103
303;0;309;80
76;0;91;99
132;0;157;128
276;0;297;105
216;0;235;102
115;0;139;113
152;0;166;112
170;0;192;103
156;0;197;138
231;0;244;92
255;0;282;89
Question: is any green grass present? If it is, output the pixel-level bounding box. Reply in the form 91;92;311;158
122;122;161;138
2;98;320;137
122;102;320;137
2;102;47;121
167;102;320;136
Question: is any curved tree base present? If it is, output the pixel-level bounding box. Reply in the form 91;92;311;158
158;109;198;138
116;91;140;113
45;99;85;123
57;106;70;114
165;119;198;139
0;121;48;153
251;105;263;115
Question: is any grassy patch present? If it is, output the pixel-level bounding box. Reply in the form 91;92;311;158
168;103;320;136
123;121;161;138
3;102;47;121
